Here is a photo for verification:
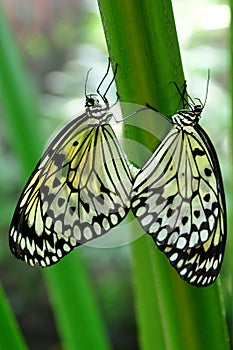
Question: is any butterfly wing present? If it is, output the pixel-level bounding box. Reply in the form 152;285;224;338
9;113;132;267
131;123;226;286
162;200;225;286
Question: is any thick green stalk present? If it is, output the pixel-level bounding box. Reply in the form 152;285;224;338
98;0;184;113
98;0;230;348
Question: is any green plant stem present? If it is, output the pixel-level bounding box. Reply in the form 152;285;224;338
98;0;230;348
98;0;184;114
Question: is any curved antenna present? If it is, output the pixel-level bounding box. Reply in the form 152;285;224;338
203;69;210;108
102;61;118;103
172;74;210;112
192;70;210;109
97;57;118;105
85;67;93;97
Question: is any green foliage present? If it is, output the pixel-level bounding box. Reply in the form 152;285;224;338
0;0;231;349
44;252;111;350
0;284;27;350
0;2;111;349
98;0;230;348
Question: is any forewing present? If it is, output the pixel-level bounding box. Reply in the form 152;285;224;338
132;125;221;250
9;114;132;266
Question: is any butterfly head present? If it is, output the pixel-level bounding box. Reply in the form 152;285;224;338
192;103;203;116
172;75;208;129
173;102;203;128
85;93;109;120
85;94;100;107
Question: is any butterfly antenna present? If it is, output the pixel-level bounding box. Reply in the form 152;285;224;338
203;69;210;108
193;70;210;108
85;67;93;97
97;57;118;105
103;62;118;103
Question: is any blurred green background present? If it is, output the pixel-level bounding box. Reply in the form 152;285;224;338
0;0;231;349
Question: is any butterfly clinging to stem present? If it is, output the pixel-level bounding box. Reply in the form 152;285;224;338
9;59;134;267
131;75;226;287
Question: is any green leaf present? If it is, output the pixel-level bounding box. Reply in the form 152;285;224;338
0;3;111;349
0;3;42;175
44;251;111;350
98;0;230;348
0;283;27;350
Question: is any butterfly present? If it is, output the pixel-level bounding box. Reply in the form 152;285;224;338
9;60;134;267
131;80;226;287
